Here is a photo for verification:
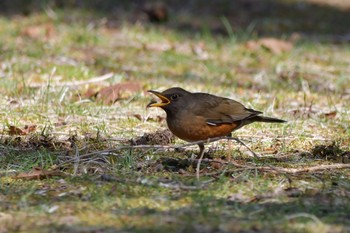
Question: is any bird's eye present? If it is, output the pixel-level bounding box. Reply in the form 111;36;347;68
170;94;179;100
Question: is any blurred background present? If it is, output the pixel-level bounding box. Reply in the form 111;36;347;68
1;0;349;37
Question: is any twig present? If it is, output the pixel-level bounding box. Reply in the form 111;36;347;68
229;137;259;158
73;144;79;176
206;159;350;174
28;72;114;88
284;213;322;224
58;136;254;166
55;136;350;176
100;173;214;190
267;163;350;174
159;179;214;190
187;159;350;176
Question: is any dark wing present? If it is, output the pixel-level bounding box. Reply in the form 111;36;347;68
191;93;261;125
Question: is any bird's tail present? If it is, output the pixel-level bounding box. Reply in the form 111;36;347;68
252;116;287;123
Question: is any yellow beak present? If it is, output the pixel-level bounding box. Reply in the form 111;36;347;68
147;90;170;108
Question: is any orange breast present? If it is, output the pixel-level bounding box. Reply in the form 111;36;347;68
167;115;238;142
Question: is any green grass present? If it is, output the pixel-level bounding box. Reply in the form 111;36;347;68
0;1;350;232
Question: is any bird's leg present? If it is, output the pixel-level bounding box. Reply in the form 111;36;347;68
226;133;233;156
196;143;205;159
196;143;205;180
190;143;204;160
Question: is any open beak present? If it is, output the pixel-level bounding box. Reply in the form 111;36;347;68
147;90;170;108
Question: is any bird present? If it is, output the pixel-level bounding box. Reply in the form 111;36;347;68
147;87;286;156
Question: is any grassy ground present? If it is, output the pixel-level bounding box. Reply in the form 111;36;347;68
0;1;350;232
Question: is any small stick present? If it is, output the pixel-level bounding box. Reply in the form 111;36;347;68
29;73;114;88
206;159;350;174
73;144;80;176
58;136;255;166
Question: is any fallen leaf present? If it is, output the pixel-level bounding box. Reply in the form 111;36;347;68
8;125;36;135
323;111;337;119
132;114;143;121
22;26;42;39
21;23;56;40
91;82;142;104
13;167;66;180
8;125;26;135
246;37;293;54
24;124;37;133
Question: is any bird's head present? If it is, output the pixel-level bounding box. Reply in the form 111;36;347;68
147;87;191;114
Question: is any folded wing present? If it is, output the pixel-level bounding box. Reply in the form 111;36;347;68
192;94;261;126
